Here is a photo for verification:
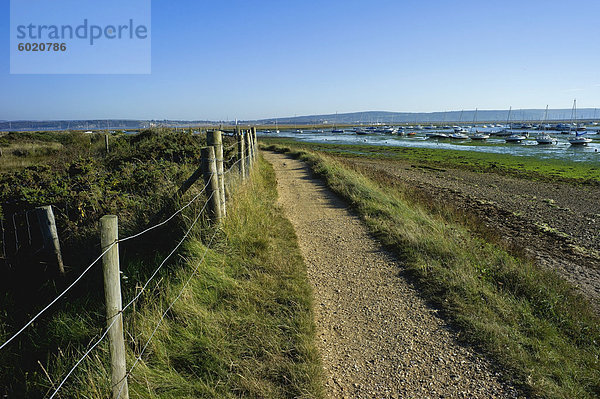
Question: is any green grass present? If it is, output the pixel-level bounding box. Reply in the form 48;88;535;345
260;137;600;184
42;156;324;398
0;142;64;171
263;144;600;399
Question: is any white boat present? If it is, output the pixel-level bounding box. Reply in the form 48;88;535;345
536;134;557;144
567;100;592;146
450;132;469;139
569;135;592;145
493;107;513;136
536;107;557;145
470;132;490;140
505;134;526;143
426;132;449;139
469;109;489;140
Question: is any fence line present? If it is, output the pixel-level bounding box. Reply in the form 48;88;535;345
0;185;209;352
223;140;239;152
0;167;215;351
0;128;259;397
48;192;215;399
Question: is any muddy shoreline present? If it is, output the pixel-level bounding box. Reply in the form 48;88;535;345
337;157;600;311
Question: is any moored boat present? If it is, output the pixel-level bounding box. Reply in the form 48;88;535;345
470;132;490;140
505;134;526;143
567;100;592;146
536;106;557;145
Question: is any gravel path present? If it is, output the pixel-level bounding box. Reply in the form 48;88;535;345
263;151;521;399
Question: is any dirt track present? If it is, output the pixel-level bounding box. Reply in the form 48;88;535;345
263;151;521;399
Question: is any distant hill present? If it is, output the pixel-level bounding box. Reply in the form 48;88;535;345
0;119;215;132
2;109;599;131
249;109;600;125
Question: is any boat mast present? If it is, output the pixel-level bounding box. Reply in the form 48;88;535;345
569;99;575;136
541;105;548;135
574;99;579;137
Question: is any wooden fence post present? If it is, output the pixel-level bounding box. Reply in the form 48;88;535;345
244;130;252;173
105;134;110;154
249;129;255;162
201;146;223;222
237;130;246;180
206;131;226;217
100;215;129;399
251;127;257;160
35;206;65;275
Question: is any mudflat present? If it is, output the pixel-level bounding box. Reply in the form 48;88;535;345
337;156;600;311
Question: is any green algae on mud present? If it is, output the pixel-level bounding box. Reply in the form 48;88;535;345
260;137;600;184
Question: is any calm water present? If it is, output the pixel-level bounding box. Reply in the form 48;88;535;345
260;129;600;164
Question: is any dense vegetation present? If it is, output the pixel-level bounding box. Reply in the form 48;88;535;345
263;144;600;399
0;129;208;396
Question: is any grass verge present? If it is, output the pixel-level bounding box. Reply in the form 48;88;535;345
263;144;600;399
50;156;323;398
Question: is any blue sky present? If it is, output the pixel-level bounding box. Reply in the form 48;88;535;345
2;0;600;120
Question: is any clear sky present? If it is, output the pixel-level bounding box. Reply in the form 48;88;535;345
2;0;600;120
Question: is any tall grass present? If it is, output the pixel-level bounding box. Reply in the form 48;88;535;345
264;144;600;399
0;142;64;171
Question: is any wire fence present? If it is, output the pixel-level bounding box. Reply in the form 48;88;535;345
49;191;216;399
0;129;258;398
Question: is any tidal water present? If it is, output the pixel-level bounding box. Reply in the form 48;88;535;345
260;129;600;164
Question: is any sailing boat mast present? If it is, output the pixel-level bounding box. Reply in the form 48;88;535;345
569;99;576;135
